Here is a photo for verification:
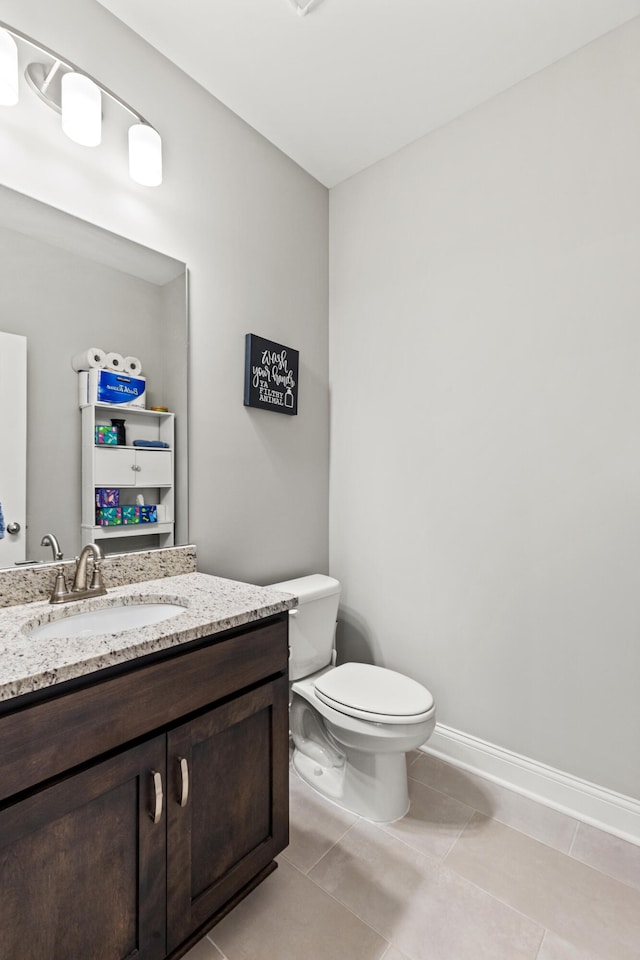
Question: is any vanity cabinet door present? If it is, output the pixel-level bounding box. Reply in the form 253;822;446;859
166;674;290;951
0;737;167;960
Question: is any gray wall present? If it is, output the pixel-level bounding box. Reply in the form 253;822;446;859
329;20;640;799
0;0;330;585
0;225;173;561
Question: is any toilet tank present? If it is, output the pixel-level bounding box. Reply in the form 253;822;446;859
268;575;341;681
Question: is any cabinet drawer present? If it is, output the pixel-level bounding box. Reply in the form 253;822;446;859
0;617;288;803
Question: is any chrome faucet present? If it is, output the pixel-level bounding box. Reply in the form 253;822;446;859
49;543;108;604
41;533;63;561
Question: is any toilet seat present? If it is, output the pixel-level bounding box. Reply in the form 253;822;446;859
314;663;434;725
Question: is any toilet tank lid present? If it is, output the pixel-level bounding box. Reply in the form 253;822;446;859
268;574;341;603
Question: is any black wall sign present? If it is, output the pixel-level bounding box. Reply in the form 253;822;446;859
244;334;299;416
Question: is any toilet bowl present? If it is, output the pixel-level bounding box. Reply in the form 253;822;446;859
268;575;436;822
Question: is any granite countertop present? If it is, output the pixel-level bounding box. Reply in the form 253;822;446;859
0;572;296;703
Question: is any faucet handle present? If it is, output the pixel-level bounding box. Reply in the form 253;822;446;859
90;559;106;593
50;565;69;604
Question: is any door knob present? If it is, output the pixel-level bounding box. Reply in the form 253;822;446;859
6;522;21;535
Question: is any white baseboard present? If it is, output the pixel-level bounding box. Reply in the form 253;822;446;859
421;723;640;846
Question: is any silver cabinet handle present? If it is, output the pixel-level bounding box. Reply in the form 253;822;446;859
150;770;163;823
178;756;189;808
6;522;21;535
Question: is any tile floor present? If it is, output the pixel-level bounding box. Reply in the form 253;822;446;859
184;751;640;960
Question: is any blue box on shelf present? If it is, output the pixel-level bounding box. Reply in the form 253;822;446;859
95;488;119;508
139;505;158;524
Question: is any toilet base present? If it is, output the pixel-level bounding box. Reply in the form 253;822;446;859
291;743;410;823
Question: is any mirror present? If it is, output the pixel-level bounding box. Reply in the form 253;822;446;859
0;184;188;569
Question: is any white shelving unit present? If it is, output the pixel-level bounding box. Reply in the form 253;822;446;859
81;403;175;550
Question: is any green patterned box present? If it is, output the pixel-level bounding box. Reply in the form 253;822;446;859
121;506;140;525
95;426;119;445
96;507;122;526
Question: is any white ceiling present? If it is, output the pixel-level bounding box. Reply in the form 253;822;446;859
97;0;640;187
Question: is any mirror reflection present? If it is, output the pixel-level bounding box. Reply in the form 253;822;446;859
0;184;188;569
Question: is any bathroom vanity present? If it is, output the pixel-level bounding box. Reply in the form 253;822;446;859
0;565;295;960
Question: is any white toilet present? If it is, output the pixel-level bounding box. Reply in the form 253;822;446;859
269;574;436;822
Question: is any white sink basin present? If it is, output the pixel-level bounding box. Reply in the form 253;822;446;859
28;601;187;640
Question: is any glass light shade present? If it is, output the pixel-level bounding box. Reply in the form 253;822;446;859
61;72;101;146
0;29;19;106
128;123;162;186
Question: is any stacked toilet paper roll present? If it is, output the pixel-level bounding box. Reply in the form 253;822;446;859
104;352;124;372
123;356;143;376
71;348;144;376
70;348;106;372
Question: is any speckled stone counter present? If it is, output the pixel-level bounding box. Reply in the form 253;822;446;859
0;544;198;608
0;571;296;702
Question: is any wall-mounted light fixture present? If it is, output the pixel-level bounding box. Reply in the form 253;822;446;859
0;20;162;186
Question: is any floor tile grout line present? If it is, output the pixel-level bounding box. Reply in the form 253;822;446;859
377;940;395;960
287;814;363;874
441;803;640;897
304;828;546;960
302;804;545;957
533;928;550;960
408;764;587;859
407;764;487;823
295;764;475;868
303;863;394;957
205;936;230;960
409;756;555;824
440;836;640;959
299;756;579;867
436;861;552;948
493;814;577;857
435;804;478;861
379;941;401;960
385;771;480;864
567;817;580;857
412;752;632;855
565;847;640;895
371;809;476;866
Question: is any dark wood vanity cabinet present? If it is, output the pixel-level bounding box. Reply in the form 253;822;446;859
0;615;290;960
0;736;167;960
167;679;288;952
